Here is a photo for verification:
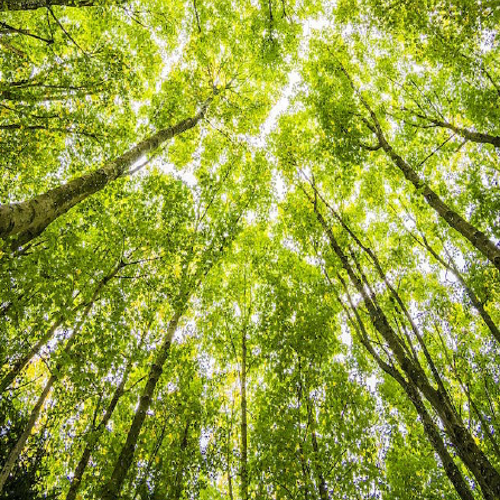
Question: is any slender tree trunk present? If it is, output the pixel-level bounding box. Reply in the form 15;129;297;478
336;277;476;500
376;127;500;272
309;195;500;499
100;313;180;500
417;233;500;344
226;402;235;500
65;357;134;500
305;395;328;500
0;319;61;394
0;258;123;393
240;325;249;500
0;0;96;10
0;314;84;493
171;420;190;500
0;100;213;249
0;373;55;492
313;184;450;392
339;64;500;272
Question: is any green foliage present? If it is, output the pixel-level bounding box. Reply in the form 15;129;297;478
1;1;500;499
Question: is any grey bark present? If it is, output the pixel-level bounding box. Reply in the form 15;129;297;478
240;324;249;500
418;233;500;344
412;112;500;148
338;64;500;272
0;99;213;249
0;310;86;493
65;354;134;500
335;274;476;500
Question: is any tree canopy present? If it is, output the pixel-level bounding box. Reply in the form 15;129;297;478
1;1;500;499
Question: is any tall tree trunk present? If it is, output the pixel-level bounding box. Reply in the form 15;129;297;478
0;0;96;11
171;420;190;500
305;394;328;500
0;373;55;492
0;312;85;493
308;193;500;500
375;124;500;272
0;258;123;393
225;399;235;500
100;313;181;500
240;324;249;500
415;232;500;344
65;355;134;500
131;411;170;500
0;99;213;249
338;288;475;500
338;64;500;272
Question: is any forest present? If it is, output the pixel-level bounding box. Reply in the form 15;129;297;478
0;0;499;498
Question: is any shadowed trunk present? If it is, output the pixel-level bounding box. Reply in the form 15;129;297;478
337;285;475;500
65;352;136;500
100;313;180;500
338;64;500;272
0;310;87;493
240;324;249;500
171;420;190;500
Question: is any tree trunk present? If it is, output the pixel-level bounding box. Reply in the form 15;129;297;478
336;274;476;500
100;313;180;500
417;233;500;344
171;420;190;500
226;402;235;500
0;258;123;393
377;128;500;272
0;313;84;493
0;100;212;249
305;395;328;500
0;373;55;492
338;64;500;272
0;0;103;12
310;195;500;499
240;324;249;500
65;356;133;500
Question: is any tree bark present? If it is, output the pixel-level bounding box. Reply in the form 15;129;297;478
65;356;134;500
0;258;123;393
309;195;500;499
0;99;213;249
336;274;476;500
0;0;101;11
417;233;500;344
376;126;500;272
100;313;180;500
305;396;328;500
414;113;500;148
171;420;190;500
0;373;55;492
240;324;249;500
338;64;500;272
0;312;84;493
227;424;234;500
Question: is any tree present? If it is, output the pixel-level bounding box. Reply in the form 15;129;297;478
2;1;500;499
